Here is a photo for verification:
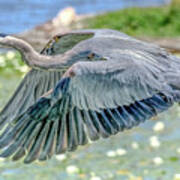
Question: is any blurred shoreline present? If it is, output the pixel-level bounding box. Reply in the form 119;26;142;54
17;7;92;52
16;5;180;53
0;0;170;34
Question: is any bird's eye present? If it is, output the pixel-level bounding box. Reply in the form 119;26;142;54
87;53;96;59
87;52;107;61
53;36;60;43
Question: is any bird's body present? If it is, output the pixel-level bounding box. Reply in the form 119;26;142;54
0;29;180;163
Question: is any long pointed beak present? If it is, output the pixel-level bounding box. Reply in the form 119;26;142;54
0;33;8;37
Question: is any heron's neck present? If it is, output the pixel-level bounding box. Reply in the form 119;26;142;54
3;36;68;70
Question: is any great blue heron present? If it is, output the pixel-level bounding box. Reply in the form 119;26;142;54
0;29;180;163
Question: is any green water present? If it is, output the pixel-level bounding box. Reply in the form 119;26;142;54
0;56;180;180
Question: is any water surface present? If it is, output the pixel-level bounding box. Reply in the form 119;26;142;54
0;0;170;34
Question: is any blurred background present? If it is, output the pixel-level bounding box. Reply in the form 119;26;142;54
0;0;180;180
0;0;171;33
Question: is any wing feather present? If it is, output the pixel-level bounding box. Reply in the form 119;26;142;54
73;108;88;145
67;110;78;151
82;110;100;141
0;30;85;129
40;32;94;55
55;97;69;154
12;122;42;161
89;110;110;138
0;81;173;163
0;69;63;130
39;121;57;161
24;121;50;163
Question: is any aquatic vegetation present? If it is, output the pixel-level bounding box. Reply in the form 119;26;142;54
84;0;180;37
0;51;28;76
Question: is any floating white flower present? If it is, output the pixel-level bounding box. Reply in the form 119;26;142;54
176;148;180;154
153;121;165;132
19;65;29;73
56;154;66;161
131;142;139;149
0;157;4;162
143;169;149;175
6;51;15;59
153;157;163;165
106;150;116;157
116;148;127;156
174;174;180;180
0;56;5;67
66;165;79;174
90;176;102;180
149;136;161;148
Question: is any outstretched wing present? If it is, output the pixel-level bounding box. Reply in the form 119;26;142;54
0;56;174;163
0;69;63;130
40;32;94;55
0;31;95;130
0;32;93;129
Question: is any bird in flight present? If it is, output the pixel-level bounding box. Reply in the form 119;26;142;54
0;29;179;163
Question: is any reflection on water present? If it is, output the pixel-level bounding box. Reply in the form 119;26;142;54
0;68;180;180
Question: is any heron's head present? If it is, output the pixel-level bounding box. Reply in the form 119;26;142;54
0;33;14;47
0;33;31;53
0;33;16;47
0;33;10;42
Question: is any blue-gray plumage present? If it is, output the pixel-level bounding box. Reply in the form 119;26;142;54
0;29;179;163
